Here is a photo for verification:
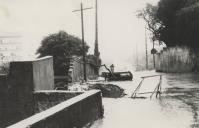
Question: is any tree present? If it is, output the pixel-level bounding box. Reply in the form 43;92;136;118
37;31;89;75
175;2;199;48
87;54;101;66
138;0;199;49
156;0;188;47
137;4;161;42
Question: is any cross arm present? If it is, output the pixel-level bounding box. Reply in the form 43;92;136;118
72;7;93;12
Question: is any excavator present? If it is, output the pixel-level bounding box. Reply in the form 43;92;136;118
100;64;133;81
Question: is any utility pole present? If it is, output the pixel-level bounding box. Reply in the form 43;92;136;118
73;3;92;82
152;40;156;68
136;44;138;69
94;0;100;75
145;25;148;70
94;0;100;58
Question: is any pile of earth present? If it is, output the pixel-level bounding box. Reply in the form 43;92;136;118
89;83;126;98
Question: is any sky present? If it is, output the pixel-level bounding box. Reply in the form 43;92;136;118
0;0;159;68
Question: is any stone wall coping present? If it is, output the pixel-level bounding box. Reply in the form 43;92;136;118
34;90;84;94
7;90;101;128
33;56;53;62
10;56;53;63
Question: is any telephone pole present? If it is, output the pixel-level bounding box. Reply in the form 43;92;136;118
145;25;148;70
73;3;92;82
94;0;100;75
136;44;138;68
94;0;100;58
152;40;156;68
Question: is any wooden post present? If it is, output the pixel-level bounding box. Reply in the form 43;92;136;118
80;3;87;82
94;0;100;75
145;25;148;70
73;4;93;82
153;40;156;68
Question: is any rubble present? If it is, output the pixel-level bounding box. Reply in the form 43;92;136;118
88;83;126;98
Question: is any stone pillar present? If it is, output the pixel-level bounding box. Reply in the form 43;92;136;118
0;74;8;127
3;56;54;127
6;61;35;126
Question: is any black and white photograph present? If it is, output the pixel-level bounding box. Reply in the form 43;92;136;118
1;0;199;128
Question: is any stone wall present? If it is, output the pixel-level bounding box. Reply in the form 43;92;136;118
0;56;55;127
68;57;98;82
34;90;82;112
33;57;54;90
0;74;8;127
156;47;195;73
0;56;103;128
5;61;35;127
8;56;54;91
8;90;103;128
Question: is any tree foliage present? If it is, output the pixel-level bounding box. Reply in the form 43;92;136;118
37;31;89;75
137;4;161;42
87;54;101;66
138;0;199;49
